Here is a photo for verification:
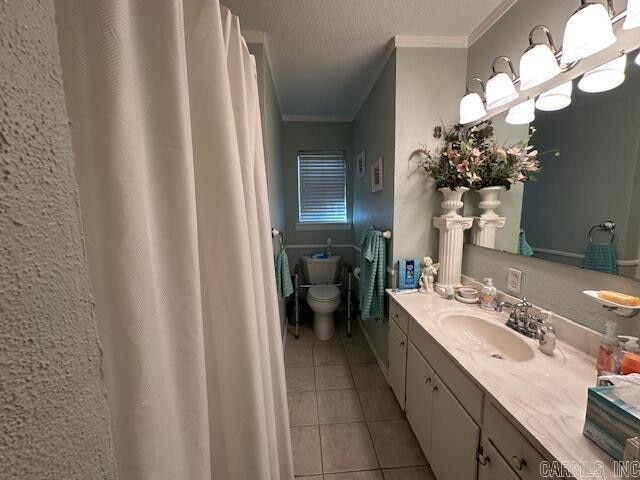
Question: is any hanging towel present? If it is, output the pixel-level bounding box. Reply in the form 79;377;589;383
518;229;534;257
583;243;618;275
275;249;294;298
359;229;386;319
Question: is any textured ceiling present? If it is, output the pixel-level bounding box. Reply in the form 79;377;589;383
222;0;513;120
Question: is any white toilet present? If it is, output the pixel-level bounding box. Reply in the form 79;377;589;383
302;255;341;340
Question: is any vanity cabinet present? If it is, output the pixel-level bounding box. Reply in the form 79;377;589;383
388;300;409;410
405;339;480;480
478;436;521;480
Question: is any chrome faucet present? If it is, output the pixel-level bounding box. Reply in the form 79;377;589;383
496;297;541;339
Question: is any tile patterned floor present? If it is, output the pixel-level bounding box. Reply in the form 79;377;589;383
285;319;435;480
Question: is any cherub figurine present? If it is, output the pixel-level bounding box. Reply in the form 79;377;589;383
419;256;439;294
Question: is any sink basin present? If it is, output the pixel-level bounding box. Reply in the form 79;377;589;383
437;313;534;362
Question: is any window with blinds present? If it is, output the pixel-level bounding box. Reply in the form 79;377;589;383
297;150;347;224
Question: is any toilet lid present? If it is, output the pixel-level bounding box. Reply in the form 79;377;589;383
308;285;339;301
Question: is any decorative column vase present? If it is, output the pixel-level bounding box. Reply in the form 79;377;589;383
433;216;473;289
472;186;506;249
438;187;469;218
476;186;505;219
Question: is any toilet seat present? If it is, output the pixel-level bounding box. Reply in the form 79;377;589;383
308;285;339;302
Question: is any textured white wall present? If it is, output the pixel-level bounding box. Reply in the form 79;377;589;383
0;1;117;477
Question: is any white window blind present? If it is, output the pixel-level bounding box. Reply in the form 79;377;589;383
297;150;347;224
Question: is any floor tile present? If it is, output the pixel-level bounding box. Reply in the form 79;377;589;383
358;387;403;421
291;426;322;476
287;324;315;348
287;366;316;392
313;345;347;365
317;389;364;424
295;476;323;480
286;347;314;367
315;364;355;390
382;466;435;480
369;420;426;469
345;343;376;364
350;363;387;388
313;332;343;347
325;471;384;480
320;422;379;473
288;391;318;426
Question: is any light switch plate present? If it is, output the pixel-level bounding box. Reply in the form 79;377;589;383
507;268;522;294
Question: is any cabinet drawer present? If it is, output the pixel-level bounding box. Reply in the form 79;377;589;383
408;317;483;423
484;401;548;480
388;317;408;410
478;437;520;480
389;299;409;334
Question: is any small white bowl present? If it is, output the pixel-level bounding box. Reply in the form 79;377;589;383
458;287;478;299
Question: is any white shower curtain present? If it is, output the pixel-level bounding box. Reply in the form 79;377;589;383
55;1;293;479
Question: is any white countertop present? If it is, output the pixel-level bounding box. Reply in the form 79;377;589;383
387;289;615;479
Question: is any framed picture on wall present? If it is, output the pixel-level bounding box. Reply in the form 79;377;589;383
371;157;383;192
356;150;366;178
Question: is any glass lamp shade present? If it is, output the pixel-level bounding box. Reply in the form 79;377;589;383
459;92;487;124
485;73;518;109
519;44;562;90
506;99;535;125
535;81;573;111
561;3;616;64
624;0;640;29
578;55;627;93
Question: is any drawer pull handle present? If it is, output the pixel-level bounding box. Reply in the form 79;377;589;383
478;453;490;466
399;340;405;347
511;456;526;471
424;376;431;384
431;385;438;392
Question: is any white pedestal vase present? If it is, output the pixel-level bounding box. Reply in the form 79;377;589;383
476;186;505;219
472;217;506;249
433;216;473;289
438;187;469;218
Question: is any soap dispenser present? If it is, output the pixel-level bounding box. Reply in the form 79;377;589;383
538;311;556;356
480;278;497;311
596;320;620;380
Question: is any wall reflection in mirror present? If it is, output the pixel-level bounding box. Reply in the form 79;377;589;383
465;52;640;280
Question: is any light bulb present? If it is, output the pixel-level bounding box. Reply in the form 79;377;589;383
459;92;487;124
506;99;535;125
636;51;640;66
578;55;626;93
561;2;616;64
624;0;640;29
486;73;518;110
536;81;573;111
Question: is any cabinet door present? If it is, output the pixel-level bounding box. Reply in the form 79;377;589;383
430;373;481;480
405;342;434;459
388;318;408;409
478;438;520;480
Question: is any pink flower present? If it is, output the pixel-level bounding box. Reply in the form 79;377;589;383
507;146;521;155
447;149;460;160
456;159;469;173
470;148;481;157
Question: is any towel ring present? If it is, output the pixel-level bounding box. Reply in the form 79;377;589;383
588;221;615;244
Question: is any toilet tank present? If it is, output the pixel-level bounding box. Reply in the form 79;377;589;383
302;256;341;284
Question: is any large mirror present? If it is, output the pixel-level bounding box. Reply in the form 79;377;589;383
465;51;640;280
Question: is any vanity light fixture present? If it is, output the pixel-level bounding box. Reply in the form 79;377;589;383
635;51;640;66
561;0;617;65
506;98;535;125
535;81;573;111
519;25;561;90
459;77;487;124
578;54;627;92
624;0;640;29
485;56;518;110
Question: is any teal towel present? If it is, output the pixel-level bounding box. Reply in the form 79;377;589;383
583;243;618;275
275;249;294;298
518;229;534;257
359;229;386;320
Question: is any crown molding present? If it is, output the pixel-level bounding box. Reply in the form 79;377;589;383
468;0;518;47
282;115;354;123
394;35;467;49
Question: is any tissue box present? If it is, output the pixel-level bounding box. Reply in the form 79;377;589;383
398;259;420;290
584;386;640;460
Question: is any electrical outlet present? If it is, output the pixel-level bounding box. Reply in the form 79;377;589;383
507;268;522;294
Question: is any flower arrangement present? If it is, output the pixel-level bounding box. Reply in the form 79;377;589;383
411;120;549;191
